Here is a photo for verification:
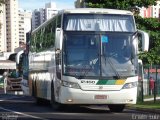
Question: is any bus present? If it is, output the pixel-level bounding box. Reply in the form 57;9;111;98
28;8;149;112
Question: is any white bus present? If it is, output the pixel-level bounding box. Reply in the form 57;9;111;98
28;8;149;112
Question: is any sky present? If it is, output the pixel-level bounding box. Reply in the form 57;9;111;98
18;0;75;11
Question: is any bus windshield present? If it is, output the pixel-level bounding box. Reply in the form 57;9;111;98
63;32;137;79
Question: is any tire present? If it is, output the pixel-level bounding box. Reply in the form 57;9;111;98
36;97;45;105
33;81;41;105
33;81;43;105
32;80;36;97
50;81;66;111
108;104;125;112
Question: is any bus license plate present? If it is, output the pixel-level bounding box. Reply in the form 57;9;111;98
94;95;107;99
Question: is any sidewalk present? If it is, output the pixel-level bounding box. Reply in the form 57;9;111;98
144;97;160;101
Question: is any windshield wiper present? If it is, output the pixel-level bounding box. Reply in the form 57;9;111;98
75;75;84;79
104;56;121;79
74;65;91;79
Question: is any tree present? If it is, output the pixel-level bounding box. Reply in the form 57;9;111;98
136;16;160;64
85;0;157;10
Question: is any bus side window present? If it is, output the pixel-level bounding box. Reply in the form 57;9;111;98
56;15;61;28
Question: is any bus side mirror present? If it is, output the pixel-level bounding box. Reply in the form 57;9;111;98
55;28;63;51
16;50;24;64
137;30;149;52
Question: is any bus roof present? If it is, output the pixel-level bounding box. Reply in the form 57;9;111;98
32;8;133;34
60;8;133;15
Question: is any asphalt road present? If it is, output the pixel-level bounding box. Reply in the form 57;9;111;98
0;94;159;120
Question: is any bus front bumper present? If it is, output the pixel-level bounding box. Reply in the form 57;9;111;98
58;86;137;105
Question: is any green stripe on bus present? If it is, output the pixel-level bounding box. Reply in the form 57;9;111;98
96;80;108;85
97;80;116;85
106;80;116;85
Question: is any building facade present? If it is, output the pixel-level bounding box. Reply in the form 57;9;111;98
19;9;32;45
45;2;57;20
32;2;58;30
5;0;19;52
75;0;86;8
32;9;41;30
0;4;6;53
0;0;29;53
139;1;160;18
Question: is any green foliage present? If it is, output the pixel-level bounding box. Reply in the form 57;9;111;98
131;100;160;109
136;16;160;64
85;0;157;10
30;18;56;52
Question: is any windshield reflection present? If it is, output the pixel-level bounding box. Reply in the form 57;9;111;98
63;32;137;78
63;34;100;78
101;33;136;77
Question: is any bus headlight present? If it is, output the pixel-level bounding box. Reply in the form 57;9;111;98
122;82;138;89
62;81;80;89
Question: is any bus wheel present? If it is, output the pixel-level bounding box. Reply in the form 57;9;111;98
34;81;43;105
108;104;125;112
36;97;45;105
50;82;64;110
32;80;36;97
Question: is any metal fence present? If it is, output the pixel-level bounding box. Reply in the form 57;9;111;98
137;64;160;102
